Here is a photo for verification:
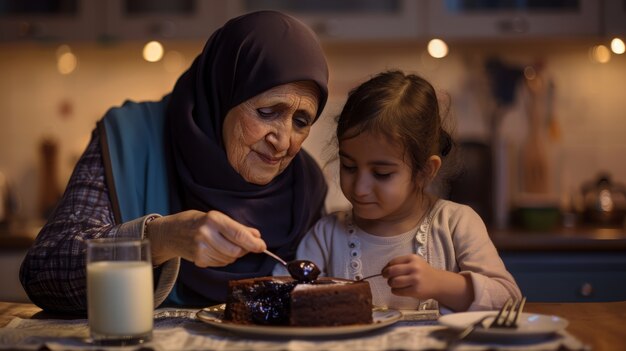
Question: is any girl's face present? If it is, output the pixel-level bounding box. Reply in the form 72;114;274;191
339;130;421;226
222;81;319;185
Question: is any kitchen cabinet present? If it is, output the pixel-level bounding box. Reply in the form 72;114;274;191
0;0;101;41
227;0;426;41
0;0;232;42
2;1;620;42
491;227;626;303
426;0;601;39
501;251;626;303
102;0;231;41
2;0;425;42
604;0;626;35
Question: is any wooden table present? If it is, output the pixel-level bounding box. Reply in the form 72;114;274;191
1;301;625;350
524;301;626;351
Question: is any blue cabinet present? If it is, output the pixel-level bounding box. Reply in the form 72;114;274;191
501;251;626;303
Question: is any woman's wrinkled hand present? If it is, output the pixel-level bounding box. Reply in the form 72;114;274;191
146;210;267;267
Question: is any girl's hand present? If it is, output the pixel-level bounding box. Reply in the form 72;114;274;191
382;254;475;311
146;210;267;267
381;254;440;300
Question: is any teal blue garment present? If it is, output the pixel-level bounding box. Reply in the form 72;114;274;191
98;96;171;223
98;96;195;306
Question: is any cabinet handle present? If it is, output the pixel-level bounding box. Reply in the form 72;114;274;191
579;282;593;297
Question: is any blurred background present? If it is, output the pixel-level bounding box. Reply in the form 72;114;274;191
1;0;625;304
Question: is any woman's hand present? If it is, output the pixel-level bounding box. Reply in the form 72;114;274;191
382;254;474;311
146;210;267;267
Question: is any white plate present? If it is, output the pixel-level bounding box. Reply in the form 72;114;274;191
196;304;402;337
439;311;569;340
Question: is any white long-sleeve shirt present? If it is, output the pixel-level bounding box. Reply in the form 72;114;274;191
274;199;521;312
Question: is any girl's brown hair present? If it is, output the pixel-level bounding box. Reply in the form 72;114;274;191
337;70;453;178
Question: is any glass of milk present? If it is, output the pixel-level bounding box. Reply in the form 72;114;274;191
86;238;153;345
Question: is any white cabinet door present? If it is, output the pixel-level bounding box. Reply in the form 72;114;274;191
426;0;601;39
102;0;233;41
0;0;101;41
228;0;426;41
604;0;626;35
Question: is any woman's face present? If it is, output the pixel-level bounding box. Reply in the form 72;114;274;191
222;81;320;185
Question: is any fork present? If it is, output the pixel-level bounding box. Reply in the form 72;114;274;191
448;297;527;347
489;296;527;329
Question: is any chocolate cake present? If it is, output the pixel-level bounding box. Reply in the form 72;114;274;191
223;276;373;326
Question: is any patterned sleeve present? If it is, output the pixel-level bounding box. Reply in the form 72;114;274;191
19;130;120;314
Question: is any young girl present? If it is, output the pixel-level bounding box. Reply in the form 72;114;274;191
275;70;521;312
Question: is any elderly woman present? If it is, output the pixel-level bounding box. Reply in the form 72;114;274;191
20;11;329;313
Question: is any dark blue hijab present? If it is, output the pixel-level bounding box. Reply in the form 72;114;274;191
164;11;329;304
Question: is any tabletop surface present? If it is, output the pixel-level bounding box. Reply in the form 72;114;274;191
1;300;624;351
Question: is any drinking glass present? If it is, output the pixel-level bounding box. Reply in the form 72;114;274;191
86;238;153;345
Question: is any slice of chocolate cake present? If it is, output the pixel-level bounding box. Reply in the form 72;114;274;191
223;276;373;326
289;278;373;326
223;276;295;325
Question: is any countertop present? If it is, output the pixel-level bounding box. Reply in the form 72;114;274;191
2;223;626;251
490;226;626;251
0;235;34;250
0;222;41;251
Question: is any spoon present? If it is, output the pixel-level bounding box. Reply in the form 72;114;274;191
263;250;321;282
358;273;383;281
263;249;288;266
